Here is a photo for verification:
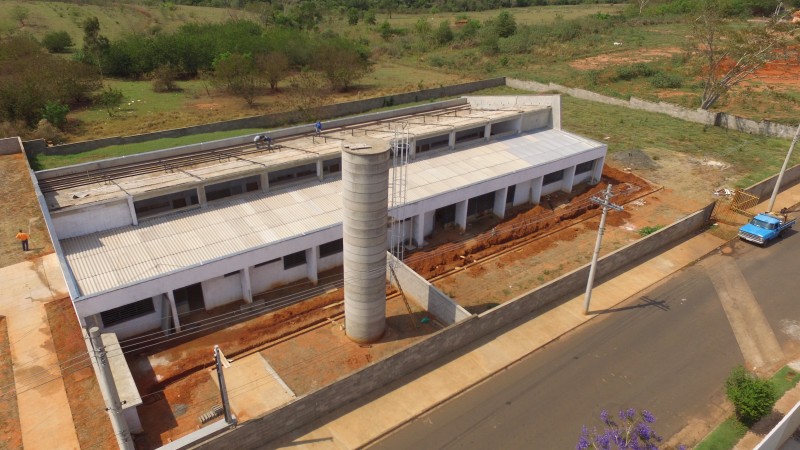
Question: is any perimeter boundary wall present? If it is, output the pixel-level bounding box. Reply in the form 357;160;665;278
26;78;506;158
199;202;716;449
506;78;798;139
0;137;21;155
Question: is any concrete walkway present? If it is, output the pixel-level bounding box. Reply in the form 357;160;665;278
0;253;80;450
271;184;800;449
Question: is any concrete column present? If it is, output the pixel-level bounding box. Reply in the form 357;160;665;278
448;130;456;150
241;267;253;303
197;186;207;207
455;200;468;231
591;157;604;184
409;138;417;160
531;177;544;205
562;166;577;194
516;117;523;134
126;195;138;226
316;160;324;181
158;295;170;334
166;291;181;333
306;247;319;285
484;123;491;141
493;187;508;219
260;172;269;193
513;180;532;206
413;213;425;247
88;328;134;450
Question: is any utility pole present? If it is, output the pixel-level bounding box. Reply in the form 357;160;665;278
88;327;134;450
214;345;234;424
583;185;623;315
767;123;800;213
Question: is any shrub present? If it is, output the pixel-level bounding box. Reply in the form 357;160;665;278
726;366;778;426
639;225;664;237
41;102;69;130
42;31;74;53
650;72;683;88
32;119;63;144
615;63;658;81
150;64;180;93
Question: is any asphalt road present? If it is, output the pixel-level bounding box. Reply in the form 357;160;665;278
369;234;800;450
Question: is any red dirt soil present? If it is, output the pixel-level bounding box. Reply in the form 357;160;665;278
45;297;116;450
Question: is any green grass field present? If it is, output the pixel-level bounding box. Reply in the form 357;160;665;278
0;1;254;43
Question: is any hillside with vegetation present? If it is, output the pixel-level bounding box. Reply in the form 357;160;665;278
0;0;799;144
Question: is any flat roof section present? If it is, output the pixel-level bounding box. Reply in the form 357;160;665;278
61;128;603;298
43;106;536;210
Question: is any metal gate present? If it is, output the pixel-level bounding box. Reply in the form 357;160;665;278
711;189;759;224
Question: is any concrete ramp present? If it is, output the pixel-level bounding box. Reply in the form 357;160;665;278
212;352;295;421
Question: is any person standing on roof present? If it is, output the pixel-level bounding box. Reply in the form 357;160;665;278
314;120;323;136
254;134;263;150
16;229;29;252
265;135;272;151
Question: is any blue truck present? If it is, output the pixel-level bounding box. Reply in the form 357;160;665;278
738;212;796;246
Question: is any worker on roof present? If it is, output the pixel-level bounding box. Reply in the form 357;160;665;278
254;134;263;149
16;229;29;252
314;120;323;136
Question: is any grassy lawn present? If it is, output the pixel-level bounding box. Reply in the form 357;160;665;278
694;366;800;450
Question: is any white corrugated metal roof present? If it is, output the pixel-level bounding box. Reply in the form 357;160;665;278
62;128;603;297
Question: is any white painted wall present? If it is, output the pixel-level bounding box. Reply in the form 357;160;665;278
318;253;344;272
202;273;243;310
53;200;133;239
250;258;284;294
100;298;164;340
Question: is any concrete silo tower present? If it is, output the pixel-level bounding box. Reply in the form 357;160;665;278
341;137;390;343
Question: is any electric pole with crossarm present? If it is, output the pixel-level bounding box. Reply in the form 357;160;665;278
583;184;623;315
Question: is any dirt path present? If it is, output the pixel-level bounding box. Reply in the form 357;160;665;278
0;153;53;268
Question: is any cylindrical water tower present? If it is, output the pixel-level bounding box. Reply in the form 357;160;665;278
341;137;390;343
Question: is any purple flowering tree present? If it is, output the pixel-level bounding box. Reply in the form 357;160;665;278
577;408;679;450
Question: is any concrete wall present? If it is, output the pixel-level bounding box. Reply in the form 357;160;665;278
199;202;716;449
754;401;800;450
51;199;133;239
466;94;561;130
386;253;471;325
27;78;506;159
744;162;800;202
202;273;243;310
0;137;21;155
507;78;799;139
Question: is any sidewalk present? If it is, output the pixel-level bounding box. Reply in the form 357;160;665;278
0;253;80;450
272;184;800;450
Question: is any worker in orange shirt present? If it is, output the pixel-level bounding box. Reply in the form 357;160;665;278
16;229;29;251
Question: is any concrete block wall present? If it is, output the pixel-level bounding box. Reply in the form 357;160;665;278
27;78;506;159
386;253;471;325
507;78;798;139
198;202;716;449
744;162;800;202
0;137;21;155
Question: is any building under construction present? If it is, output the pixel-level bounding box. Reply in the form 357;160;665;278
35;95;606;340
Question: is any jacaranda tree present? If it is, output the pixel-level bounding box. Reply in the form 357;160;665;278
577;408;682;450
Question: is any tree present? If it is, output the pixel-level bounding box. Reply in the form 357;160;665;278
348;8;360;25
693;0;799;110
726;366;778;426
288;71;326;120
42;31;74;53
435;20;454;46
95;86;124;117
256;52;290;91
81;16;109;74
312;38;373;92
212;52;262;106
150;64;180;93
577;408;677;450
495;11;517;38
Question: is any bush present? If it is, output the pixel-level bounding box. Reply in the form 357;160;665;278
726;366;777;426
42;31;74;53
615;63;657;81
638;225;664;236
32;119;63;144
650;72;683;88
41;102;69;130
150;64;180;93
